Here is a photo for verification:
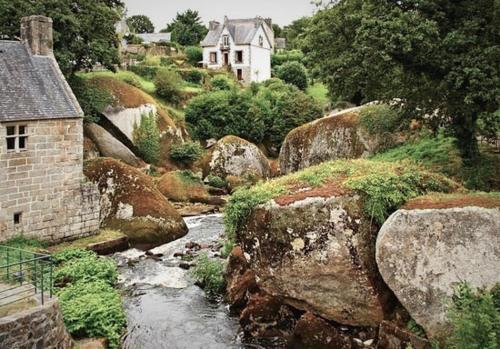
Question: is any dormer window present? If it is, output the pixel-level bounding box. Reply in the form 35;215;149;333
6;124;28;152
259;35;264;47
222;35;230;46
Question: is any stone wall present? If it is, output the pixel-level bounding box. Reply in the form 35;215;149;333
0;298;72;349
0;118;100;242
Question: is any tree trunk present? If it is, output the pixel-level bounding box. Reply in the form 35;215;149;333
453;112;479;166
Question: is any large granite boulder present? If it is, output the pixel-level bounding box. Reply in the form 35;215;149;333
376;194;500;342
84;157;188;249
279;106;391;175
84;123;143;167
202;135;271;184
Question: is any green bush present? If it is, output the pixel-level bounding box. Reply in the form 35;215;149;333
185;46;203;66
206;174;227;189
190;254;226;299
121;74;142;88
160;56;174;67
128;65;160;81
445;283;500;349
178;69;204;84
271;49;305;68
53;255;118;287
359;104;402;135
69;76;113;123
133;112;161;164
211;75;235;91
57;280;126;349
276;61;308;90
124;34;143;45
52;248;97;265
169;141;205;164
154;69;183;103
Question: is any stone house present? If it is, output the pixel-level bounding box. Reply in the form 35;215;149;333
0;16;100;242
201;16;274;84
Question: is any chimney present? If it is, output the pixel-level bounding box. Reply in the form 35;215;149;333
264;18;272;29
21;16;53;56
209;21;220;31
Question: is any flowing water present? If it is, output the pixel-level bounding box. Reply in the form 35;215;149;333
114;214;246;349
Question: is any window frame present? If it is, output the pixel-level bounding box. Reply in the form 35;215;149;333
222;35;230;47
259;35;264;47
235;50;243;64
5;124;28;152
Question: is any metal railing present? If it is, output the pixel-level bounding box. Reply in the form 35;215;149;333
0;245;53;307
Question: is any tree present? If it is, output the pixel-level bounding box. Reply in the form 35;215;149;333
162;10;208;46
304;0;500;162
133;112;161;164
127;15;154;34
272;24;283;37
282;17;311;50
185;46;203;66
276;61;308;90
0;0;123;76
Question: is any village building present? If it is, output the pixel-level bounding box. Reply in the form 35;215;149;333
201;16;274;84
0;16;100;242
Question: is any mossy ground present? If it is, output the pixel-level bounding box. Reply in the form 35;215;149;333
224;159;460;241
156;170;210;203
403;192;500;210
48;229;126;254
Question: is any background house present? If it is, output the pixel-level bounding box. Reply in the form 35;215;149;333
0;16;100;242
201;16;274;84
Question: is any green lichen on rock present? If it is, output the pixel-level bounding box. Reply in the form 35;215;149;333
225;159;459;241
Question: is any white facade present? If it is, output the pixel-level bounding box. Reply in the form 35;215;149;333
201;18;273;84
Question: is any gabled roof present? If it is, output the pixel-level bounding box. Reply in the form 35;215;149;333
136;33;171;44
201;17;273;47
0;41;82;122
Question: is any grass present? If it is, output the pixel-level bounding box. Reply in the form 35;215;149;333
306;82;329;106
224;159;459;242
190;254;226;299
78;70;155;95
48;229;126;254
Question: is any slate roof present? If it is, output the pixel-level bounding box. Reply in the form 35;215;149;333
136;33;171;44
201;18;273;47
0;41;82;122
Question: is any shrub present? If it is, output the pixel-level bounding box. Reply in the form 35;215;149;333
206;174;227;189
53;255;118;287
121;74;142;88
143;55;161;66
185;46;203;66
69;76;113;123
276;61;308;90
271;49;305;68
211;75;235;91
52;248;97;265
359;104;402;135
445;283;500;349
154;69;183;103
169;141;205;164
178;69;204;84
128;65;160;81
124;34;143;44
160;56;173;67
57;280;126;349
133;112;161;164
190;254;226;299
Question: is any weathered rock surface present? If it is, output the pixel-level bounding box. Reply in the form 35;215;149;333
202;136;271;182
279;107;389;174
376;196;500;341
238;191;394;327
225;246;257;310
103;103;157;144
84;123;143;167
83;136;100;161
84;157;188;249
377;321;431;349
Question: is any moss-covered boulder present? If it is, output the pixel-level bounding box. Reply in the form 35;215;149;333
202;136;271;184
156;171;225;205
279;106;395;175
376;193;500;342
84;158;188;249
225;160;459;327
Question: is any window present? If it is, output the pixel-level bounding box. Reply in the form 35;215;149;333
259;35;264;47
210;52;218;64
6;125;28;152
13;212;22;225
222;35;230;46
235;51;243;64
237;69;243;81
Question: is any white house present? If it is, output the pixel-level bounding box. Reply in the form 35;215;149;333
201;16;274;84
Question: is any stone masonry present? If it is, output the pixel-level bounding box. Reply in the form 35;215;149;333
0;119;100;242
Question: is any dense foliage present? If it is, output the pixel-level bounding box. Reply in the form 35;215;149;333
276;61;308;90
154;69;183;103
271;49;305;68
162;10;208;46
186;79;322;152
224;159;457;241
127;14;154;34
52;248;125;349
445;283;500;349
282;17;310;50
210;75;236;91
69;76;113;122
185;46;203;66
190;254;226;299
0;0;123;76
304;0;500;163
169;141;205;164
133;112;161;164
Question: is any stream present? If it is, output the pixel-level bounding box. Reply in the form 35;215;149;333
113;214;248;349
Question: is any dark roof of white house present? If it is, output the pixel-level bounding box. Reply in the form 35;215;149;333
201;17;273;47
0;41;82;122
